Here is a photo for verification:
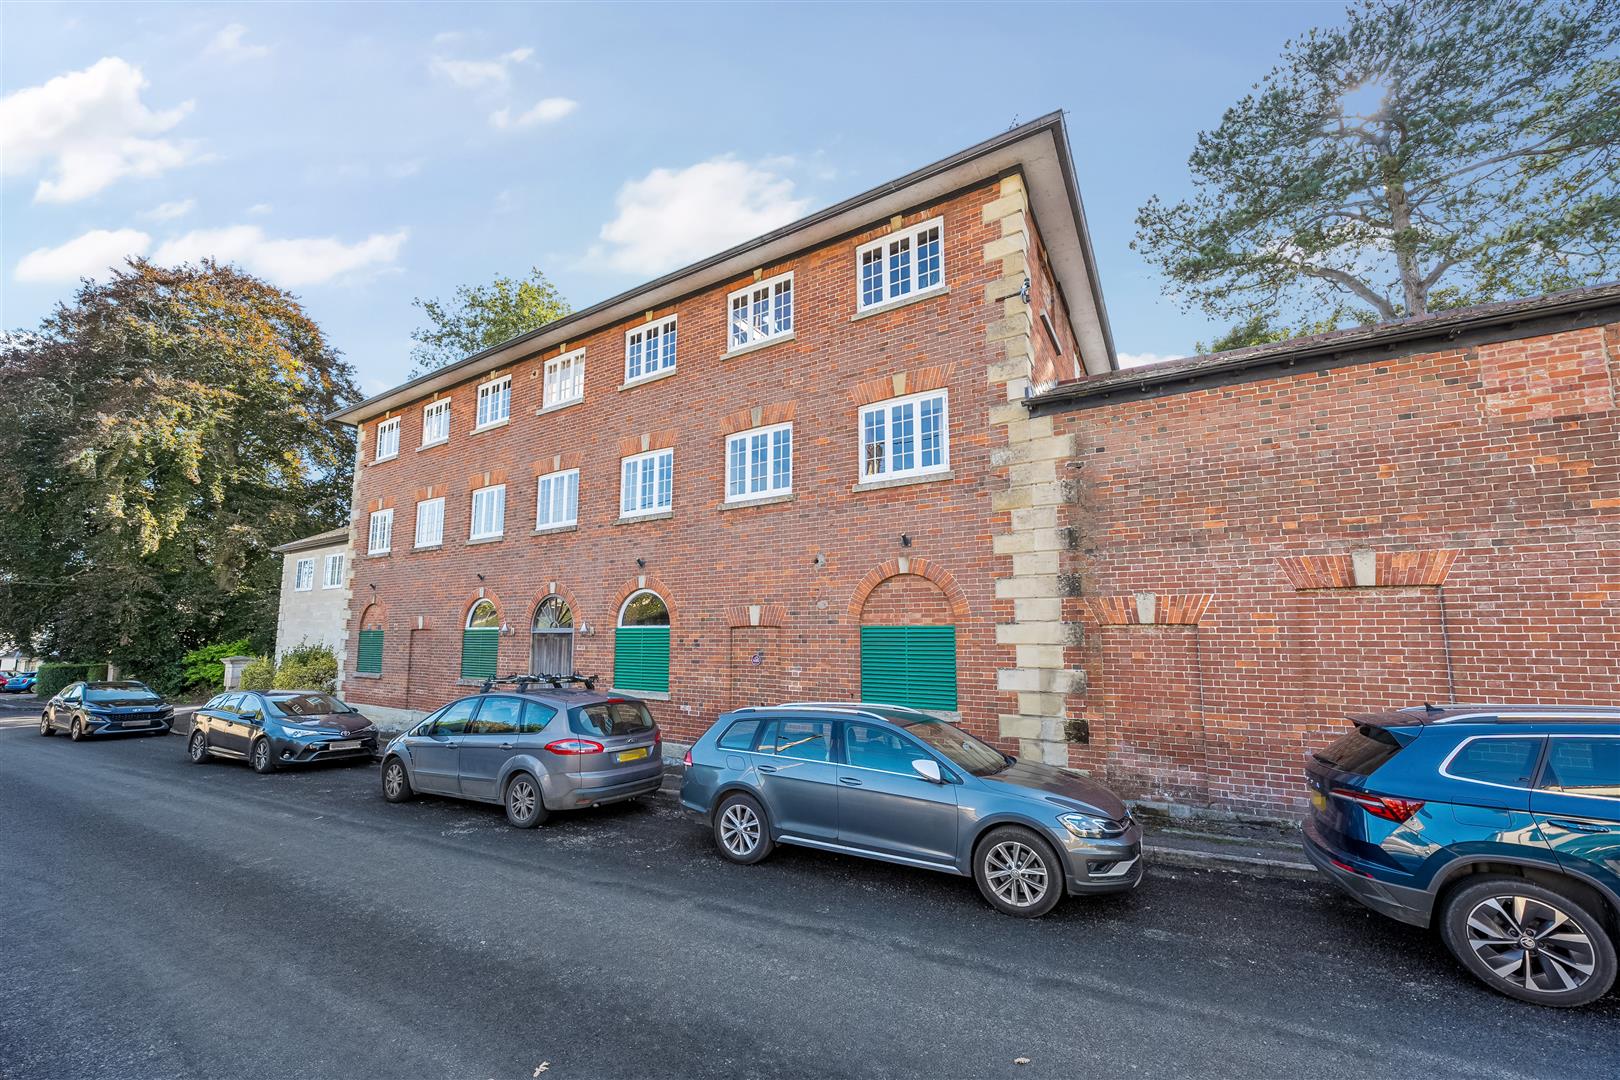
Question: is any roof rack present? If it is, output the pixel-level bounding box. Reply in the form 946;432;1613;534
478;672;599;695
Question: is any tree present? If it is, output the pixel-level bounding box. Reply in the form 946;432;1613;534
1135;0;1620;329
1194;307;1370;353
0;260;358;688
409;267;570;375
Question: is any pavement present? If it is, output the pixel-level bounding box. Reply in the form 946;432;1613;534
1;715;1616;1080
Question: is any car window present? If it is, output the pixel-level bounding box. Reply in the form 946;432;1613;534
1447;737;1544;788
1314;725;1405;776
84;683;161;706
766;719;833;763
520;701;557;734
267;692;348;716
1539;739;1620;798
843;723;922;774
718;719;761;751
429;698;479;736
204;694;226;709
60;683;83;703
471;696;523;735
570;700;656;737
218;693;245;714
236;695;264;717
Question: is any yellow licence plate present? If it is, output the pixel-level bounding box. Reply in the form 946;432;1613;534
1310;790;1328;811
617;747;649;763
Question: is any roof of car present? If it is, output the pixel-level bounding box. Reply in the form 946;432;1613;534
1350;703;1620;728
724;701;941;725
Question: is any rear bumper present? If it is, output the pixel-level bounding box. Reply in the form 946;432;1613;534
549;765;665;809
1302;830;1432;928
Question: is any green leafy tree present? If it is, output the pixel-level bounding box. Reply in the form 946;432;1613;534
1136;0;1620;328
0;260;358;687
1195;307;1371;353
409;267;570;376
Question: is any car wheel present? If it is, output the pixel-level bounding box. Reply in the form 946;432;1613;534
188;729;211;764
974;826;1064;918
250;737;276;774
381;758;413;803
69;718;85;742
39;713;53;737
504;772;548;829
1439;876;1617;1007
713;792;772;865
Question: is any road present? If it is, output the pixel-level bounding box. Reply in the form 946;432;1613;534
0;708;1615;1080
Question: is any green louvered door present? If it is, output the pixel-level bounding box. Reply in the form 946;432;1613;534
614;627;670;693
461;627;499;679
859;625;957;711
357;630;383;674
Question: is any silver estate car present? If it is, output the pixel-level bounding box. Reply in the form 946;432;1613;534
681;702;1143;917
381;687;664;827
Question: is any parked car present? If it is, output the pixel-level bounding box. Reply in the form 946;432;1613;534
40;681;173;739
379;685;663;828
1305;703;1619;1007
7;671;38;694
680;702;1141;918
187;689;378;772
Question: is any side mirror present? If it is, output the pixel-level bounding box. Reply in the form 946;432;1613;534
240;710;261;723
910;758;944;784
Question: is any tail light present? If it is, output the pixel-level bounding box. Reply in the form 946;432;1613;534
1332;787;1425;823
682;748;693;768
545;738;604;755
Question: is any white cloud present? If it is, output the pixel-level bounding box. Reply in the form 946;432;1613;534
0;57;200;203
205;24;270;61
429;47;534;90
1119;351;1183;368
592;156;811;276
490;96;577;129
15;228;151;283
142;198;195;221
246;202;273;215
152;225;408;286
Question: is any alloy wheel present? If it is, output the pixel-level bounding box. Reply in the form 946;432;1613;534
719;803;761;857
252;741;270;771
190;732;207;761
70;719;83;741
1465;894;1598;995
39;714;50;736
508;778;538;822
384;762;404;799
984;841;1050;908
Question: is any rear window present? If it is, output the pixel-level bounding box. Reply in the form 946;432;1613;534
1314;725;1404;776
570;700;655;738
717;719;761;751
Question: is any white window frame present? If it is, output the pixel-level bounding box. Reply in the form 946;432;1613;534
536;468;579;529
725;423;793;503
421;399;451;447
322;553;345;589
293;558;315;591
469;484;506;541
414;497;445;549
374;417;401;462
543;349;585;409
367;509;394;555
619;448;674;519
856;216;945;312
475;375;512;430
726;271;794;352
858;389;950;482
624;315;678;385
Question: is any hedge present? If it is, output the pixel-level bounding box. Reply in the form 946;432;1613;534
270;643;338;693
239;656;276;691
35;663;104;699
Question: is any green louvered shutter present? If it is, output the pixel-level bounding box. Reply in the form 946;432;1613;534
461;627;499;679
614;627;670;693
860;625;957;711
357;630;384;674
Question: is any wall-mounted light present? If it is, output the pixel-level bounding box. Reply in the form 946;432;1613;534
368;583;376;591
476;573;486;582
900;533;912;548
636;557;646;568
1020;277;1031;303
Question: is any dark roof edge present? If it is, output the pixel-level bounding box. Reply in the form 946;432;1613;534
270;526;350;555
1049;112;1117;370
1028;281;1620;415
330;112;1087;424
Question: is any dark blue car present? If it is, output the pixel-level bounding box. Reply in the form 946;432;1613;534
1305;703;1619;1007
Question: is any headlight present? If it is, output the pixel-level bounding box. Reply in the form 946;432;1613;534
283;727;320;738
1059;813;1122;838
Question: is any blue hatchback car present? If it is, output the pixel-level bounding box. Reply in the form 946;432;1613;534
1305;703;1619;1007
681;702;1141;918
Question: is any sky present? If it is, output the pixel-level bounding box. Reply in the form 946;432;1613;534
0;1;1350;395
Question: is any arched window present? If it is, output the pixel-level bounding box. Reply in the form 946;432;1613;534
461;599;500;679
530;596;574;678
858;575;957;711
357;604;385;675
614;590;670;693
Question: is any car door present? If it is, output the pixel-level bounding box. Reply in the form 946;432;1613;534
54;683;83;728
458;696;524;802
411;698;477;795
234;693;269;751
836;722;959;865
1532;735;1620;901
209;693;250;755
755;716;840;841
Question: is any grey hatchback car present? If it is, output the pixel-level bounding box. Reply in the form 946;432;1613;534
381;688;664;827
681;703;1142;917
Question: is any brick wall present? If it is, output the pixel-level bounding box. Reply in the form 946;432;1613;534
1053;321;1620;813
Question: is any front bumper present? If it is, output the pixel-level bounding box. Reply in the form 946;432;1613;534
268;734;378;765
1054;823;1146;894
84;715;172;735
1302;828;1432;928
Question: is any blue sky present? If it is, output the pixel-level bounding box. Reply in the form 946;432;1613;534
1;1;1346;393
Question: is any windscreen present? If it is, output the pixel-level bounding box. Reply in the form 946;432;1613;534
267;692;349;717
1313;724;1404;776
570;700;655;737
898;717;1009;777
84;685;162;706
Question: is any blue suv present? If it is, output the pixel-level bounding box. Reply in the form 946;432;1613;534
1305;704;1619;1007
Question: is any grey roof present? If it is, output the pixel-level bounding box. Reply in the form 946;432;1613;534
270;526;350;555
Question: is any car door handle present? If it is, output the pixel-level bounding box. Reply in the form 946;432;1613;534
1547;819;1610;834
499;743;515;750
838;777;863;786
758;765;778;774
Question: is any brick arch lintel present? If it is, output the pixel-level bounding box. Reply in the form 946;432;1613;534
610;574;678;624
526;581;584;628
724;602;788;628
848;557;970;623
358;601;389;633
461;589;507;629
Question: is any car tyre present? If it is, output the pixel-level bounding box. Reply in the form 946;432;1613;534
250;737;276;774
504;772;547;828
69;717;85;742
188;729;211;764
39;713;53;737
713;792;772;865
1439;875;1617;1007
381;757;413;803
974;826;1064;918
